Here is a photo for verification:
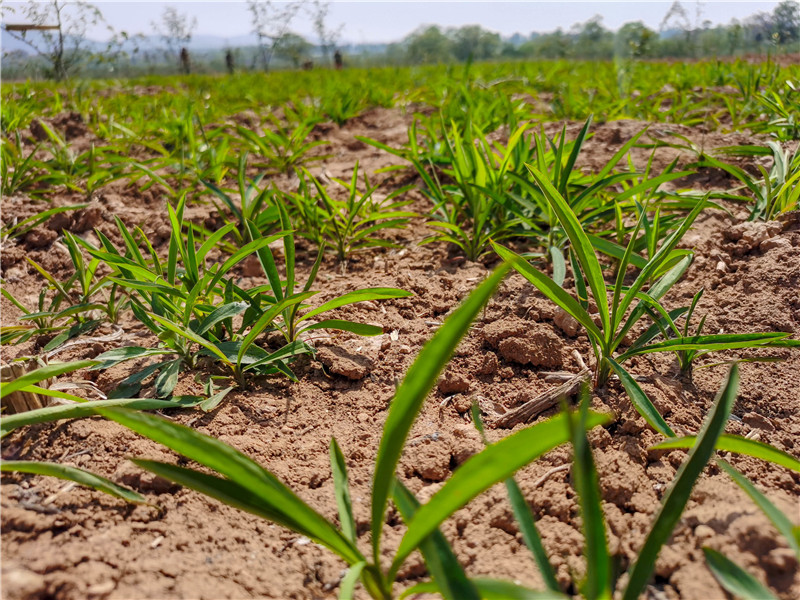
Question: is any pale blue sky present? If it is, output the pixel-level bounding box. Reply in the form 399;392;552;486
3;1;783;43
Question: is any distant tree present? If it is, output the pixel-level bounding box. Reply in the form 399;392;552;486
572;15;614;58
726;19;745;54
528;28;571;59
308;0;343;66
247;0;303;71
450;25;501;62
2;0;121;80
405;26;452;64
617;21;656;58
274;32;313;68
772;0;800;44
152;7;197;66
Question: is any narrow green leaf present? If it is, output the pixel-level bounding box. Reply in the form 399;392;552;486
198;386;234;412
391;411;610;576
567;389;612;600
526;166;609;332
101;409;364;564
299;288;412;323
1;360;98;399
1;460;146;504
154;359;181;398
607;358;675;437
494;242;602;341
371;265;509;563
300;319;383;337
549;246;566;287
623;364;740;600
338;562;366;600
400;578;567;600
703;548;779;600
651;434;800;474
0;398;189;438
505;478;560;592
393;480;480;600
330;438;356;544
196;302;249;336
717;459;800;558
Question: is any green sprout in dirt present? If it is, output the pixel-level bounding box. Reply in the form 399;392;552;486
286;163;416;265
494;168;797;438
424;363;799;600
75;266;610;600
235;112;327;175
701;141;800;222
243;203;413;344
200;153;280;247
88;196;410;398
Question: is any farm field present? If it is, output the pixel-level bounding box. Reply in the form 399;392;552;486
1;59;800;600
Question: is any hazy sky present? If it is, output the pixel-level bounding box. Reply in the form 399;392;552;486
3;1;783;44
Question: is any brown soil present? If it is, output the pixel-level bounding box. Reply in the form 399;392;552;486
2;107;799;600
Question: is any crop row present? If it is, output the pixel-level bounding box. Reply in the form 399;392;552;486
1;60;799;599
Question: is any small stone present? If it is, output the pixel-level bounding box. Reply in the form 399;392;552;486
25;228;57;248
715;260;729;274
476;352;499;376
452;394;472;413
356;412;370;423
760;236;791;253
726;221;782;251
497;326;563;368
87;581;117;596
742;412;775;432
438;370;470;394
694;524;715;541
553;307;580;337
764;547;797;573
317;346;373;380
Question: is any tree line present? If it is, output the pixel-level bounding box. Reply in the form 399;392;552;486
2;0;799;81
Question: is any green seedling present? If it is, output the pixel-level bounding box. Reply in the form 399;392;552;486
235;112;327;174
289;163;415;264
494;171;797;437
82;266;609;599
201;153;280;246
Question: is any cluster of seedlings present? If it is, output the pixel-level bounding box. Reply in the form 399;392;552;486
2;59;799;598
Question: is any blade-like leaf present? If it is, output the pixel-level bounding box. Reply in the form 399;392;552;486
300;319;383;337
607;358;675;437
1;360;98;399
623;364;740;600
1;460;146;504
393;480;480;600
391;411;610;576
494;242;602;341
400;578;568;600
651;434;800;474
371;265;509;563
299;288;412;323
526;166;609;332
99;408;363;564
568;389;612;600
330;438;356;544
0;398;193;438
703;548;779;600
